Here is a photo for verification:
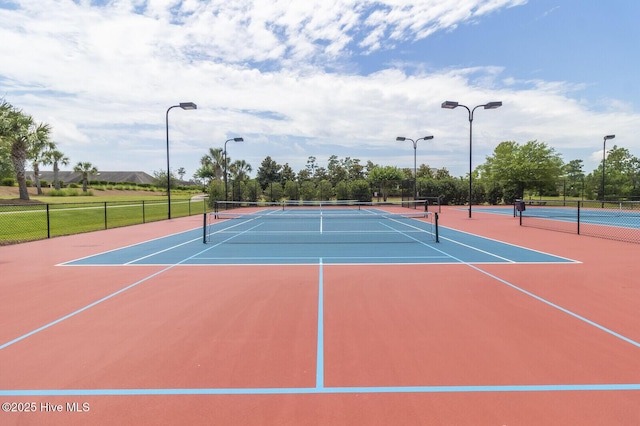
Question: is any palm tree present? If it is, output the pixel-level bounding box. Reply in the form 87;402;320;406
30;136;55;195
44;149;70;190
207;147;225;180
73;161;98;192
0;100;14;180
177;167;186;181
0;100;51;200
229;159;252;181
195;147;225;187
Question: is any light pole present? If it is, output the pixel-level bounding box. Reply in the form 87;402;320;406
441;100;502;218
166;102;197;219
396;135;434;200
601;134;615;208
224;137;244;201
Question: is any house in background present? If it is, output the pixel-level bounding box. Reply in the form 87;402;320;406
27;171;156;186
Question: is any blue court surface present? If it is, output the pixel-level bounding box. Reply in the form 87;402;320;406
62;213;578;266
474;205;640;229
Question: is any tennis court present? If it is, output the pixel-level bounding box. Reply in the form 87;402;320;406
1;203;639;425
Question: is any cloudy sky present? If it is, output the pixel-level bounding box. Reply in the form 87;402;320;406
1;0;638;180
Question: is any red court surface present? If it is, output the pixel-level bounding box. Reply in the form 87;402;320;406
1;209;639;425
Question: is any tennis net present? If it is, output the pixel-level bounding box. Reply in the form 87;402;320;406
204;200;439;244
516;199;640;243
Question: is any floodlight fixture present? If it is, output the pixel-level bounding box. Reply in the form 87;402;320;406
224;137;245;201
441;100;502;217
601;134;616;207
166;101;197;219
397;135;435;200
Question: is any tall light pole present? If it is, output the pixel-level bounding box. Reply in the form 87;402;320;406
441;100;502;218
224;137;244;201
166;102;197;219
601;134;615;208
396;135;434;200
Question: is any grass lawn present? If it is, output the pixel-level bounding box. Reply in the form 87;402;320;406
0;187;208;244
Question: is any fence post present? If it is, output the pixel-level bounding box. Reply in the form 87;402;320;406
104;202;108;229
142;200;146;223
46;204;51;239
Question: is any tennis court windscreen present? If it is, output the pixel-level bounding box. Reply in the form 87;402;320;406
203;201;438;245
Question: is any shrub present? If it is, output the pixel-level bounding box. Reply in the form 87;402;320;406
1;178;15;186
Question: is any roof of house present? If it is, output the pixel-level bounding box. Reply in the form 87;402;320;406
28;171;155;185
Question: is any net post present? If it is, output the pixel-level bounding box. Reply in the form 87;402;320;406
577;201;581;235
213;201;219;219
435;212;439;243
203;213;207;243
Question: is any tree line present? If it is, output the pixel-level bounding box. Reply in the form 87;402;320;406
4;98;639;204
203;141;640;205
0;100;99;200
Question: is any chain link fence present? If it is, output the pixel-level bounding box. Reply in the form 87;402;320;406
0;198;209;245
516;199;640;244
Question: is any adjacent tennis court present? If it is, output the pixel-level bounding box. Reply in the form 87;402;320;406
1;203;639;425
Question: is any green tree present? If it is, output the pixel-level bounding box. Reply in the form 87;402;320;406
335;181;350;200
305;156;318;177
265;182;283;202
434;168;452;179
241;179;260;202
350;179;372;202
594;145;638;199
400;168;413;180
296;168;311;182
207;179;225;206
317;179;333;200
299;181;317;200
416;164;433;179
228;159;252;201
153;169;176;190
280;163;296;184
365;160;377;177
284;180;299;200
43;149;69;190
177;167;186;181
327;155;348;186
563;159;584;198
479;140;564;203
346;158;365;180
256;156;281;190
314;166;328;182
73;162;98;192
0;100;16;180
195;147;225;185
0;140;13;180
30;134;55;195
229;159;252;181
1;101;52;200
368;165;403;201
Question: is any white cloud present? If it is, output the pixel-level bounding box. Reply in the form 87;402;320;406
1;0;638;179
